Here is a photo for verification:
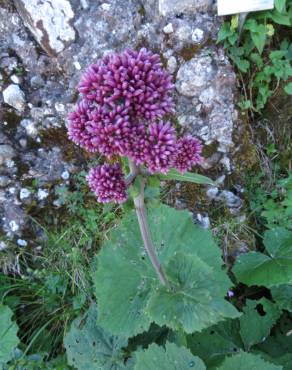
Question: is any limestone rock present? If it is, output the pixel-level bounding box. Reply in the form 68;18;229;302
159;0;212;17
176;48;237;153
0;145;16;165
14;0;75;55
3;84;26;111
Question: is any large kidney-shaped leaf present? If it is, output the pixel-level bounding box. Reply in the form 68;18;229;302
134;342;206;370
216;352;282;370
0;304;19;366
64;305;131;370
147;253;239;333
233;228;292;287
94;205;238;337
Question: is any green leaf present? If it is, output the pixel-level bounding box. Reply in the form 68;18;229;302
160;169;215;185
239;299;281;350
147;253;239;333
134;342;206;370
284;82;292;94
129;176;142;198
255;313;292;358
250;25;267;54
258;352;292;370
233;228;292;287
271;284;292;312
94;205;239;337
64;305;131;370
275;0;286;13
268;10;291;26
233;58;250;73
187;320;243;368
217;23;234;43
216;352;282;370
0;304;19;366
250;53;264;68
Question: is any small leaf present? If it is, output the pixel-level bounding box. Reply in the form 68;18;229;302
271;284;292;312
148;175;160;188
160;169;215;185
233;228;292;287
216;352;282;370
275;0;286;13
129;176;142;198
134;342;206;370
64;305;131;370
256;313;292;358
239;299;281;350
231;15;239;30
0;304;19;366
268;10;291;26
284;82;292;94
266;24;275;36
217;23;233;43
250;25;267;54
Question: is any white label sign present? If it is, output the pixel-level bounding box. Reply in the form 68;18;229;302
218;0;274;16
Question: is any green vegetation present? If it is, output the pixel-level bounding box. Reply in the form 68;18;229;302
1;4;292;370
218;0;292;112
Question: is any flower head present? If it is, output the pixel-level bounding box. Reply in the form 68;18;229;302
67;100;98;152
173;136;203;174
87;163;127;203
145;122;177;173
78;48;174;120
86;105;132;158
68;48;205;204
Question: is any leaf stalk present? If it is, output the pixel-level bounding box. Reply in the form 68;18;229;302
128;160;168;286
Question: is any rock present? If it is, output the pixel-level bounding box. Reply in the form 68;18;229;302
37;188;49;200
14;0;75;55
58;1;141;81
163;23;174;34
195;213;210;229
0;144;16;165
159;0;212;16
176;48;237;153
0;176;11;187
61;170;70;180
0;241;8;251
10;75;21;84
3;199;27;236
218;191;242;209
175;23;192;42
9;220;19;232
206;187;219;200
20;119;38;138
206;187;242;210
167;56;177;74
176;55;215;97
30;75;45;89
19;188;31;200
192;28;205;43
3;84;26;111
17;239;28;247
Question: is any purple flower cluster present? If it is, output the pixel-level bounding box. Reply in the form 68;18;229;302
68;48;203;203
87;164;127;203
173;136;203;174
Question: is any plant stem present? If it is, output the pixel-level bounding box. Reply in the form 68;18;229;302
128;160;168;286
